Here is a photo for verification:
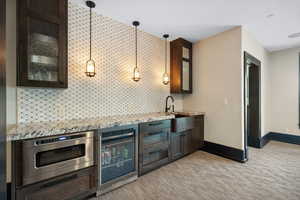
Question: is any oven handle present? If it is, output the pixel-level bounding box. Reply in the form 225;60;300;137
28;137;91;152
102;132;134;141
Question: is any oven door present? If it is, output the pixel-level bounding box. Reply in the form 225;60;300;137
22;132;94;186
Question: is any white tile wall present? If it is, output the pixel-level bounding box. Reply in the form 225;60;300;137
17;2;182;123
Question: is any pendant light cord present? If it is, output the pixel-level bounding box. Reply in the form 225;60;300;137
135;25;138;68
165;37;167;73
89;6;92;60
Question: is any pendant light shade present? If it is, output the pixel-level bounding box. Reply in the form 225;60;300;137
132;21;141;82
162;34;170;85
85;1;96;77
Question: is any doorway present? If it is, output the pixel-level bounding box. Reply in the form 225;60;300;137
244;52;261;159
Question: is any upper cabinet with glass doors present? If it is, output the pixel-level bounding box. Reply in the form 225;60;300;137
170;38;192;94
17;0;68;88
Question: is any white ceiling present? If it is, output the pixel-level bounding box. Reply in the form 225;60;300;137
71;0;300;52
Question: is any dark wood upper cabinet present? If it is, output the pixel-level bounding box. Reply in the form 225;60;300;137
17;0;68;88
170;38;193;94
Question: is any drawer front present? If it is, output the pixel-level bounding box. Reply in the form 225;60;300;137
173;117;194;132
139;120;171;133
16;167;96;200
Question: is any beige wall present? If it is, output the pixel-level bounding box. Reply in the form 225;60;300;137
6;0;17;183
241;28;271;137
183;27;244;150
269;47;300;135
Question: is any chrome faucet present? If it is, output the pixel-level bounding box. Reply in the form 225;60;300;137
165;96;175;113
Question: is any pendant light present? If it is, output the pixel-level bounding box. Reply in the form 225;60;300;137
132;21;141;82
162;34;170;85
85;1;96;77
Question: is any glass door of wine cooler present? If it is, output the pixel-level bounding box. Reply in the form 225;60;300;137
101;131;136;184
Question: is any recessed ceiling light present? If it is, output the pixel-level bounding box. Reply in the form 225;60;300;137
288;32;300;38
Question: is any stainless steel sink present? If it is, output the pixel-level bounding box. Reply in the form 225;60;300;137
168;113;194;132
174;114;188;118
166;112;190;118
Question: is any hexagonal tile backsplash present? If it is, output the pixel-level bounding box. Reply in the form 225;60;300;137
17;2;182;123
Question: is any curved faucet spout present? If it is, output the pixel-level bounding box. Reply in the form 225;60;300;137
165;96;175;113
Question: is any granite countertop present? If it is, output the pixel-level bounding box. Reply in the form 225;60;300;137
7;111;205;141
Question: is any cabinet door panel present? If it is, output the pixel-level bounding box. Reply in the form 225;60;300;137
28;0;59;17
192;116;204;152
171;132;184;160
183;130;193;155
170;38;192;94
182;60;190;91
17;0;67;88
16;167;96;200
28;18;59;82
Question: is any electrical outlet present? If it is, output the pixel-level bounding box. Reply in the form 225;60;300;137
224;98;228;105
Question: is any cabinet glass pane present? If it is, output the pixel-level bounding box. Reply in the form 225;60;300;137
182;61;190;91
29;0;59;17
143;149;168;166
143;132;168;146
182;47;190;59
28;18;59;82
101;138;135;184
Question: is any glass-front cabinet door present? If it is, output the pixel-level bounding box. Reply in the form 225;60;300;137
170;38;193;94
181;46;192;93
17;0;68;88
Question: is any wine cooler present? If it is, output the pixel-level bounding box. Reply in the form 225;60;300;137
98;125;138;195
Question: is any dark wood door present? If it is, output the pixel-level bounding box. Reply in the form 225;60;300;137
17;0;68;88
0;0;7;199
192;115;204;151
247;64;260;147
16;167;96;200
171;132;184;160
183;130;193;155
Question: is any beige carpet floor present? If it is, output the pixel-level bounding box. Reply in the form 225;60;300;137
95;141;300;200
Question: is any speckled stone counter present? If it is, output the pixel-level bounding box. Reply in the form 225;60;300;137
7;111;205;141
172;111;205;116
6;113;175;141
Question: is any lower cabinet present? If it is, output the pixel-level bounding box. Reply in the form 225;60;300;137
192;115;205;151
139;120;171;175
171;132;185;160
171;130;193;160
183;130;193;155
171;115;204;161
15;167;97;200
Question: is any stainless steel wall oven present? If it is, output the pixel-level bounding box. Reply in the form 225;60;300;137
98;125;138;195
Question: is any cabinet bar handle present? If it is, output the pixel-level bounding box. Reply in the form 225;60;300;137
40;174;78;189
149;122;163;126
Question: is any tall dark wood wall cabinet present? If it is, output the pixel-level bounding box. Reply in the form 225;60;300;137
0;0;7;199
170;38;193;94
17;0;68;88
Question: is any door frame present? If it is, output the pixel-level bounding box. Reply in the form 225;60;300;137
298;53;300;129
0;0;6;199
244;51;261;158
